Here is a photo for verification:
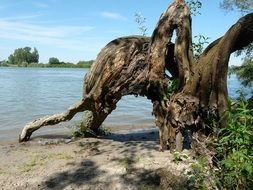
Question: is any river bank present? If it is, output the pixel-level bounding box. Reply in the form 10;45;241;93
0;128;196;190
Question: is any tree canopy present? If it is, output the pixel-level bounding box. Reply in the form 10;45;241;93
231;58;253;87
220;0;253;12
48;57;60;65
8;47;39;66
222;0;253;89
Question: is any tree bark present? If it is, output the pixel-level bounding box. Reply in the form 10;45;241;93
153;9;253;151
19;36;151;142
19;0;253;154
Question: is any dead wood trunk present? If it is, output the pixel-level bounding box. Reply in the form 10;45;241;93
19;0;253;155
152;8;253;151
146;0;194;151
19;100;89;142
19;36;151;142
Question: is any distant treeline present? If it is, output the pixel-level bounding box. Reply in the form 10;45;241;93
0;47;94;68
0;60;94;68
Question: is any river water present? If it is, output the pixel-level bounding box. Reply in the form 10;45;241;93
0;67;250;142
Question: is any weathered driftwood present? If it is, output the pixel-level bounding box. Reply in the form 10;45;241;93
19;0;253;153
150;7;253;151
19;101;87;141
19;0;182;144
19;36;152;142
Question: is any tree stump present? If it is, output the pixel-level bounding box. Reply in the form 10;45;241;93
19;0;253;153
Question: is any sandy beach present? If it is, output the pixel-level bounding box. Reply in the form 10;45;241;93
0;128;196;190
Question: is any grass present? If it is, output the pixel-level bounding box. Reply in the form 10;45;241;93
77;141;100;148
118;157;139;173
0;168;7;176
172;152;188;164
20;154;45;172
184;156;211;190
20;152;73;172
47;153;73;160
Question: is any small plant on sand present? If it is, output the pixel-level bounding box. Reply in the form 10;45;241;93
69;119;111;138
119;157;139;173
20;154;45;172
47;152;73;160
172;152;188;164
69;121;97;138
0;168;6;176
185;156;210;190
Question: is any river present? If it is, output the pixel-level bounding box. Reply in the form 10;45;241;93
0;67;250;142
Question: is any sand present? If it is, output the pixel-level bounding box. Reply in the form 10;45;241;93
0;129;195;190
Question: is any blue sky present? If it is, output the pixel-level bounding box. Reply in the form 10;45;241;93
0;0;246;65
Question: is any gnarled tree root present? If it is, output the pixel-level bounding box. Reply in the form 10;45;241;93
19;100;88;142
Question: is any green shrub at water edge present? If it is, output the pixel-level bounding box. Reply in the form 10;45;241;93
69;120;111;138
215;95;253;190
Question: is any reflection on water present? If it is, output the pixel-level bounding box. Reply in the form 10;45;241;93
0;67;250;142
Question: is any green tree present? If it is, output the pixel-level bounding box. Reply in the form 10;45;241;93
134;12;148;36
8;47;39;66
220;0;253;12
223;0;253;88
31;48;39;63
77;60;93;68
186;0;202;16
48;57;60;65
231;58;253;87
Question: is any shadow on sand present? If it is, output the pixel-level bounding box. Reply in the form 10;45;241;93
32;129;189;189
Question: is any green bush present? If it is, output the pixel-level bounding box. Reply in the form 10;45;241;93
215;95;253;190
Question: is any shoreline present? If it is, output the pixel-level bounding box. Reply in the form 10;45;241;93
0;124;157;145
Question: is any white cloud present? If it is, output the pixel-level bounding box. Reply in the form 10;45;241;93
1;14;43;21
0;19;95;51
100;11;127;21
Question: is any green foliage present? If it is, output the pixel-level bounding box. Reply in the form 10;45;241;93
230;58;253;87
0;60;9;67
221;0;253;61
47;152;73;160
186;0;202;16
8;47;39;66
172;152;188;164
46;62;75;68
118;157;137;172
47;58;93;68
215;95;253;189
163;78;179;100
134;12;148;36
186;156;210;190
70;121;97;138
28;63;46;68
19;154;46;172
69;120;111;138
77;60;94;68
220;0;253;12
48;57;60;65
192;35;210;60
2;47;93;68
235;43;253;59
